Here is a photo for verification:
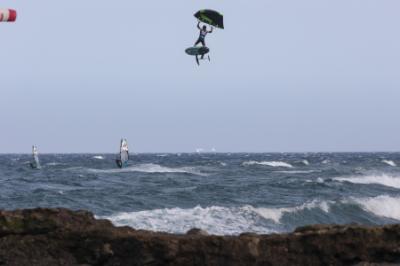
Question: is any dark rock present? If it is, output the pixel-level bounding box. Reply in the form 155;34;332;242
0;208;399;265
186;228;209;236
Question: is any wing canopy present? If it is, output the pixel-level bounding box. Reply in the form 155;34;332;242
194;10;224;29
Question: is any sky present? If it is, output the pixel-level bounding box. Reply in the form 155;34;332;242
1;0;400;153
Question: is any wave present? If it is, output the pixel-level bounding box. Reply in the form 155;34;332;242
276;170;318;174
103;201;331;235
382;160;397;167
45;162;65;166
334;174;400;189
87;163;205;176
254;200;330;223
353;195;400;220
301;160;310;166
243;161;293;168
103;196;400;235
92;156;104;160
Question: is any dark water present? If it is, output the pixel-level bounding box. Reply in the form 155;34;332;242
1;153;400;235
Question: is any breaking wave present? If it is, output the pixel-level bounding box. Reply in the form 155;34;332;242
92;156;104;160
276;170;318;174
334;174;400;189
86;163;205;176
104;200;331;235
382;160;397;167
254;200;331;223
301;160;310;166
243;161;293;168
353;195;400;220
104;195;400;235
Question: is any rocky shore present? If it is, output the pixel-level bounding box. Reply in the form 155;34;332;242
0;208;399;265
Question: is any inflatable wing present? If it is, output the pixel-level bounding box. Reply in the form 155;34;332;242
195;10;223;29
0;9;17;22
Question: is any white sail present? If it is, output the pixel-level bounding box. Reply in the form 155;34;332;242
116;139;129;168
31;145;41;169
120;139;129;164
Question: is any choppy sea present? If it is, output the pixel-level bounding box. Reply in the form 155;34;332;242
1;153;400;235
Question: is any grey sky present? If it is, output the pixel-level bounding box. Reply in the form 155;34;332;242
1;0;399;153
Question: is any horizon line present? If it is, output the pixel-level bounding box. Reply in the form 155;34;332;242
1;151;400;155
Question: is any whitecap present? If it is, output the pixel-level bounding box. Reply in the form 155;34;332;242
353;195;400;221
302;160;310;166
334;174;400;189
103;201;331;235
87;163;205;176
254;200;330;223
92;155;104;160
104;205;272;235
276;170;318;174
243;161;293;168
45;162;65;166
382;160;397;167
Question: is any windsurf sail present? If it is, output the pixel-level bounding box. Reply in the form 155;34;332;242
116;139;129;168
0;9;17;22
194;10;224;29
30;146;41;169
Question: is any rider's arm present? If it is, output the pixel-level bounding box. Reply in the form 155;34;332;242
197;22;201;30
208;26;214;33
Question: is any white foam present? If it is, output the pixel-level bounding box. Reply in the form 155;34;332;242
104;201;331;235
382;160;397;167
87;163;205;176
243;161;293;168
105;205;272;235
334;174;400;189
45;162;64;166
354;195;400;220
302;160;310;166
276;170;317;174
254;200;330;223
92;155;104;160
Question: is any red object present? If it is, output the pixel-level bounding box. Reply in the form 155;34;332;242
0;9;17;22
8;9;17;22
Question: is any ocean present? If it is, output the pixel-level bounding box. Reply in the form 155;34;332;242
1;153;399;235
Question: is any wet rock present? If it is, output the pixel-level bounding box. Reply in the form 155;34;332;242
0;208;399;265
